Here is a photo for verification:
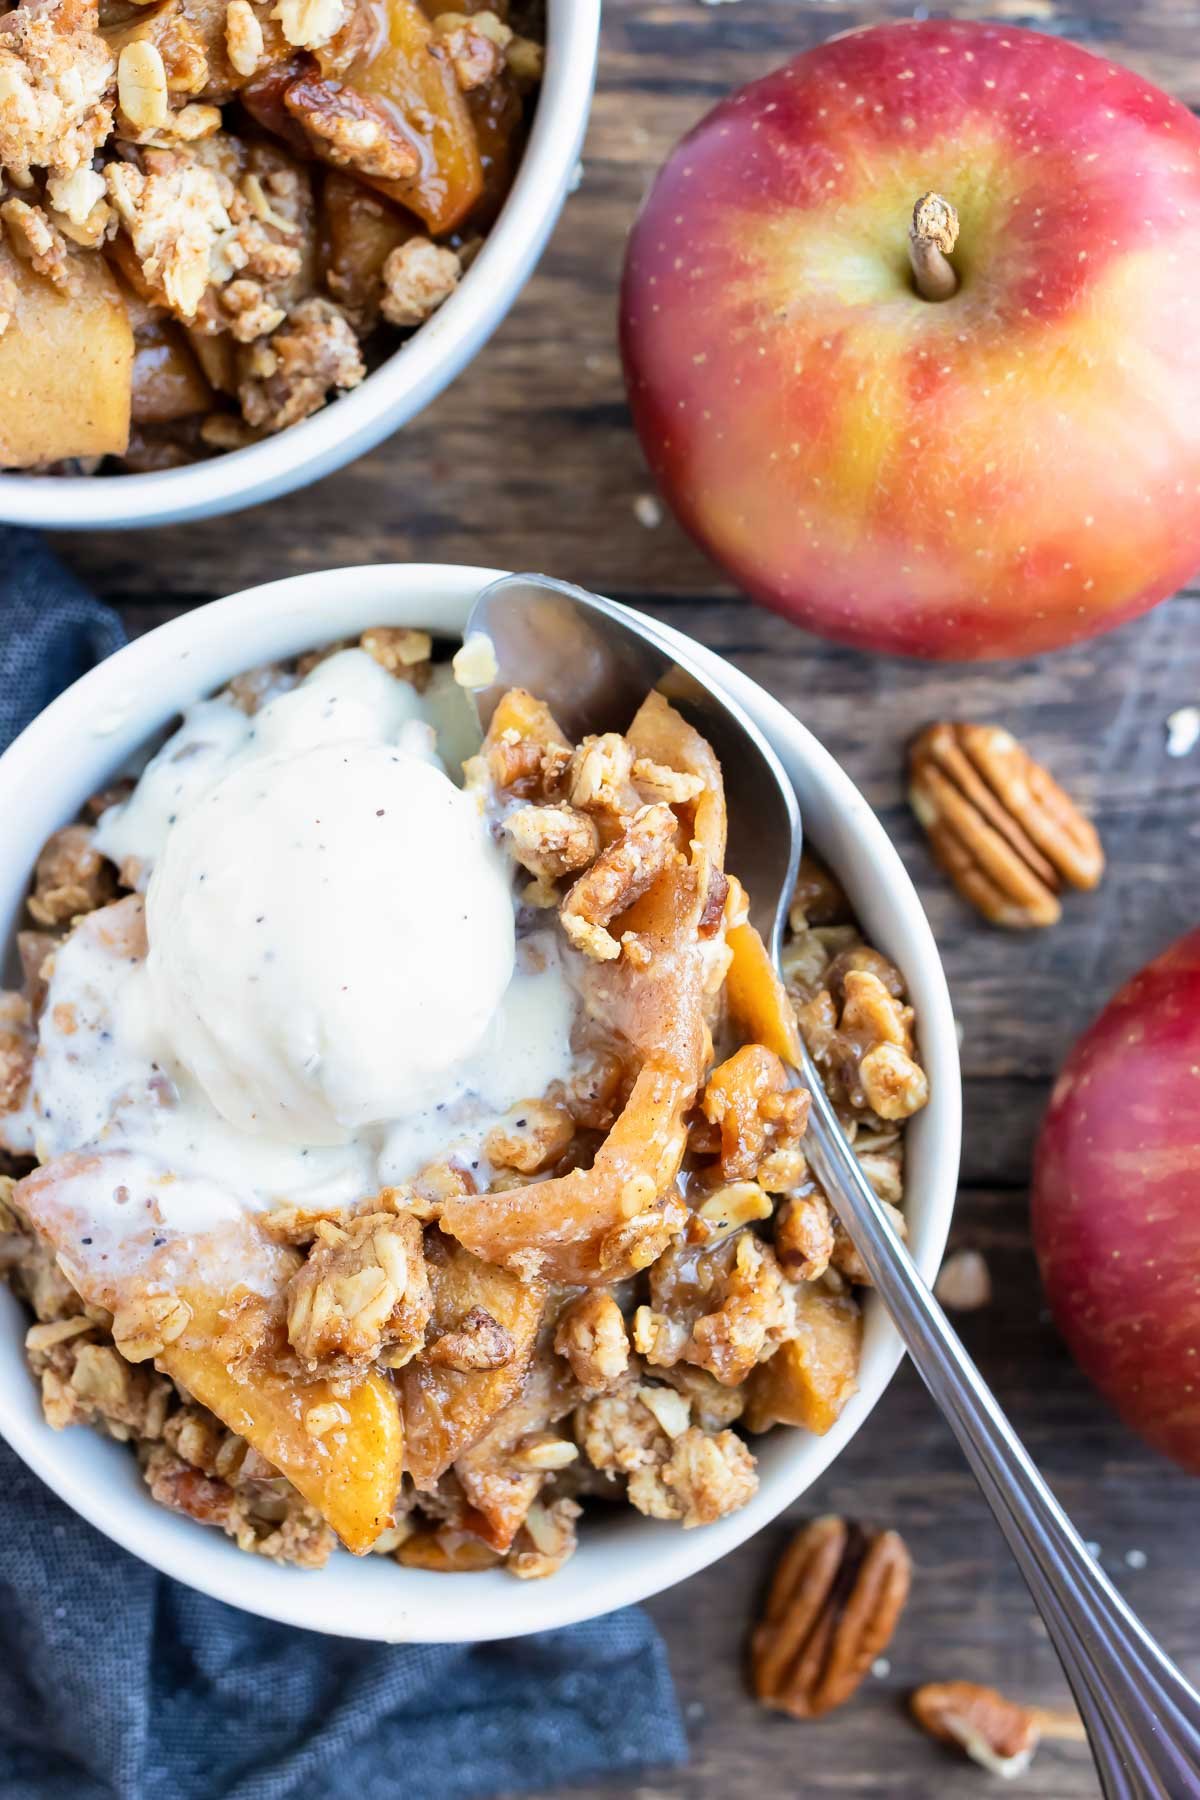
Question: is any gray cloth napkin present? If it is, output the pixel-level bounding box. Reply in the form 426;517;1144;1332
0;528;687;1800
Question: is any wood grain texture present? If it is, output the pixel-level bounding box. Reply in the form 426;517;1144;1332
49;2;1200;1795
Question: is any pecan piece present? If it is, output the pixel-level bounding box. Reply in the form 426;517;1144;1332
910;1680;1086;1777
503;803;599;889
701;1044;810;1184
425;1303;514;1371
560;802;679;962
554;1290;629;1394
909;723;1103;929
284;75;419;182
751;1516;911;1719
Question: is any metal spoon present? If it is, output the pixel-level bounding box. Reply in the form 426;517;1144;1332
467;571;1200;1799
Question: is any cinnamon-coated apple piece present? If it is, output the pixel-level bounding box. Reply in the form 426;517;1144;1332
0;244;132;466
486;685;571;766
124;287;213;424
320;170;416;332
742;1283;862;1435
396;1526;501;1571
454;1345;579;1552
398;1232;544;1488
185;328;238;394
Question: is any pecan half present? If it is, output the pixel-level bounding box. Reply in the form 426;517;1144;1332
909;723;1103;929
283;75;420;182
910;1680;1086;1777
751;1515;912;1718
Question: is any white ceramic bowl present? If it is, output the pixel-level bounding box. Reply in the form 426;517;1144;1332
0;5;599;532
0;564;961;1641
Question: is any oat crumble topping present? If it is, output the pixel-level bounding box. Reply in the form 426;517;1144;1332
0;0;114;190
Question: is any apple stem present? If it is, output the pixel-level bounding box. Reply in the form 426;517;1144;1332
909;192;960;301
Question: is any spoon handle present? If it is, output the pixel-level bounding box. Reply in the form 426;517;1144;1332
800;1045;1200;1798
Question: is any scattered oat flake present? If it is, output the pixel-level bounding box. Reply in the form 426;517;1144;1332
934;1249;991;1312
452;631;498;690
1125;1548;1148;1570
634;494;663;529
1166;706;1200;758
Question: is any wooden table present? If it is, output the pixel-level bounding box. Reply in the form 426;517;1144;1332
51;3;1200;1793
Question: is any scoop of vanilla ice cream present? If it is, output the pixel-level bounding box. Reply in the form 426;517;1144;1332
144;737;516;1146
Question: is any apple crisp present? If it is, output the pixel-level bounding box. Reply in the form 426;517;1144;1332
0;629;929;1579
0;0;544;472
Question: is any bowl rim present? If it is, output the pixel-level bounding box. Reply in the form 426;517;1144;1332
0;0;601;532
0;562;961;1641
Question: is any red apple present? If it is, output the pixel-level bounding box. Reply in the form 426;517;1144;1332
1032;929;1200;1472
620;20;1200;659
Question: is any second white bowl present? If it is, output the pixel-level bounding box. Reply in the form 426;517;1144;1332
0;3;600;531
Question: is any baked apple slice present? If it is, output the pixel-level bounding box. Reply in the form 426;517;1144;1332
439;859;708;1284
725;904;804;1068
626;690;727;866
164;1289;402;1555
454;1343;579;1552
319;170;416;332
0;244;132;465
125;286;213;425
742;1282;862;1436
442;693;728;1283
397;1231;544;1488
342;0;482;232
15;1151;403;1554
